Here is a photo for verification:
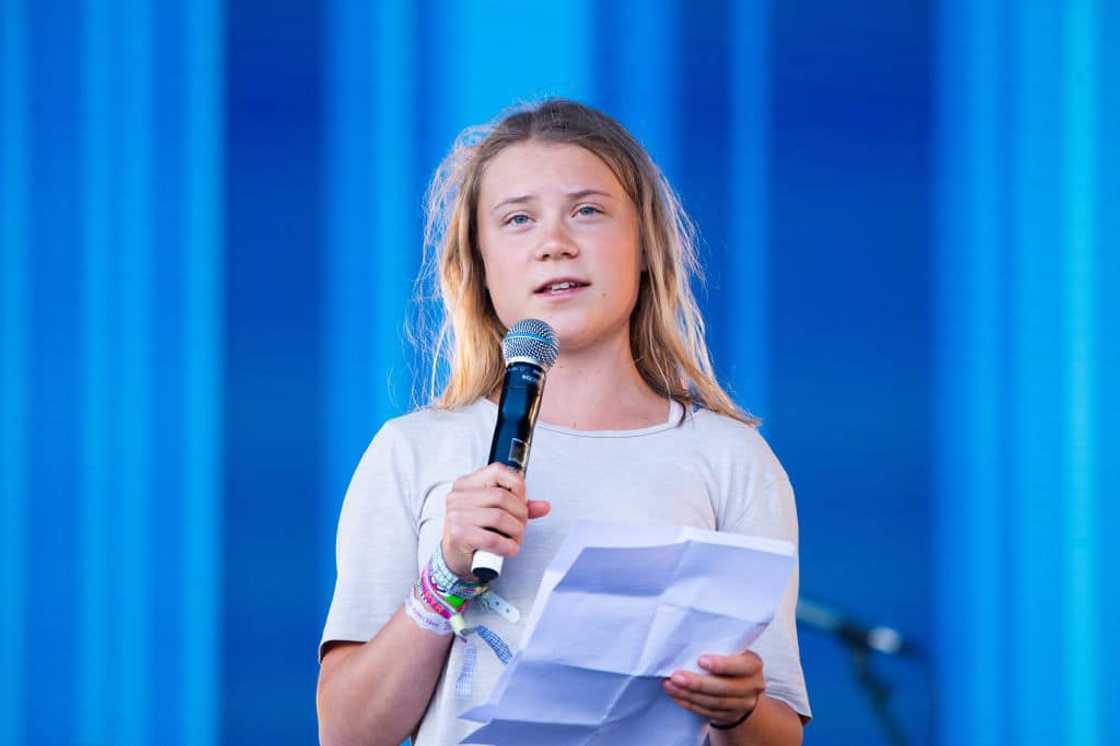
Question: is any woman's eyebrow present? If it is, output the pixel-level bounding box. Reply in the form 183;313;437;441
490;195;534;213
566;189;614;201
490;189;615;213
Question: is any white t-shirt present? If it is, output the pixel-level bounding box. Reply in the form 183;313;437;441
320;398;811;744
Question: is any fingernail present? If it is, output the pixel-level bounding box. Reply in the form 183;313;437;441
699;656;712;668
671;672;688;686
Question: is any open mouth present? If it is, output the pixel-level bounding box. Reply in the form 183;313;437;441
534;279;590;295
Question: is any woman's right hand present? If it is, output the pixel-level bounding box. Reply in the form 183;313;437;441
441;463;551;579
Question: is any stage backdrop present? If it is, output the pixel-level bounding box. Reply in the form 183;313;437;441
1;1;1116;745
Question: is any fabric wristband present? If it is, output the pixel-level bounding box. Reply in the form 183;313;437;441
403;545;516;698
404;590;452;635
429;541;487;599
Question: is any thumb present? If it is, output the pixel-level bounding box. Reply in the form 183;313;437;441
527;499;551;519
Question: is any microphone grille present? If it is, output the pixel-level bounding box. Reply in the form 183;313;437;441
502;319;560;370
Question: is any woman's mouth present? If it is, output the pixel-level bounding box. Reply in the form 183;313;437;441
534;279;591;296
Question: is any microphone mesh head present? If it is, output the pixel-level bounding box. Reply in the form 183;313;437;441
502;319;560;370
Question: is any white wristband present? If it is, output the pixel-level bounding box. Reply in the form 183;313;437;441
404;592;452;636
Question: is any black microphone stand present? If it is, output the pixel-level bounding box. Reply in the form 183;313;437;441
797;598;921;745
846;642;908;746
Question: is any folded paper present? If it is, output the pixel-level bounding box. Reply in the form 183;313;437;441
459;521;795;745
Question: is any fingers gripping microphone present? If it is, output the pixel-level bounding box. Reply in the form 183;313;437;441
470;319;559;582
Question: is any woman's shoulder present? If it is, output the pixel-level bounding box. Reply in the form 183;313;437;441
355;399;491;480
684;404;769;448
684;406;789;481
378;398;490;440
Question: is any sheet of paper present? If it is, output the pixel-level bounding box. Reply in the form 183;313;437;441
459;521;795;745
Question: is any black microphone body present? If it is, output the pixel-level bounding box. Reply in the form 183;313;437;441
487;361;546;474
471;361;546;583
470;319;558;582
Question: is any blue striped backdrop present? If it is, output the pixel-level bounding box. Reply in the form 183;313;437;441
3;1;223;744
1;1;1115;744
934;0;1118;743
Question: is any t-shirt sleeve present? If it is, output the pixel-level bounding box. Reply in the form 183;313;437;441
319;420;419;662
725;470;812;722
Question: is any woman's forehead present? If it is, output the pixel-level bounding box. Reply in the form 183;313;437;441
479;141;624;205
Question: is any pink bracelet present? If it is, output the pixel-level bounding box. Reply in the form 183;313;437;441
416;571;457;619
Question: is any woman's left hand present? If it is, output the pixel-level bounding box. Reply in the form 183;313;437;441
662;650;765;727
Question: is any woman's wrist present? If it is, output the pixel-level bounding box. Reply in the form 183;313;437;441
709;703;756;730
431;541;487;598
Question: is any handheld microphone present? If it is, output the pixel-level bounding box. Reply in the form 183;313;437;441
796;597;921;657
470;319;560;582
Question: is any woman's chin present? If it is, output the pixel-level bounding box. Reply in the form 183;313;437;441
550;322;632;359
496;305;630;356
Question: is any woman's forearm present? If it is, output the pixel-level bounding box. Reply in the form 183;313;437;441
708;694;804;746
316;606;454;746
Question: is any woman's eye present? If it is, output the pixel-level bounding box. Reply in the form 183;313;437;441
505;214;531;226
575;205;601;217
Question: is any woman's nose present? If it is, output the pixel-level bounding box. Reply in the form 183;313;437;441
534;217;579;260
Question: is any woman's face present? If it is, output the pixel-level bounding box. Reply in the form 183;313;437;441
475;140;643;355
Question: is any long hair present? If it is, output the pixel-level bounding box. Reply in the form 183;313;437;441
415;98;759;427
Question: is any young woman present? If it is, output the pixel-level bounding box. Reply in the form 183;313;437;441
316;99;810;746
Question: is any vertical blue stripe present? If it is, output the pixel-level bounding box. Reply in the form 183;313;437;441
595;0;680;181
677;0;731;385
0;1;28;743
1012;3;1066;743
936;3;1117;743
964;2;1006;743
412;0;451;202
323;0;376;607
79;0;113;740
728;0;769;418
118;2;154;743
183;0;223;741
373;0;417;426
409;0;454;410
222;1;323;738
149;0;188;739
28;0;82;738
1098;7;1120;740
447;1;592;128
1062;0;1098;740
934;1;1007;741
932;0;967;741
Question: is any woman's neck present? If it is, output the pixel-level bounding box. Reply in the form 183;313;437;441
493;333;668;431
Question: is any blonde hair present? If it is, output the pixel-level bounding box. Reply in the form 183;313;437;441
415;98;759;427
